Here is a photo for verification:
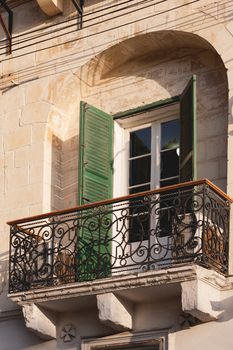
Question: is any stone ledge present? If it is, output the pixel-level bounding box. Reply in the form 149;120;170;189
9;264;197;305
0;309;22;322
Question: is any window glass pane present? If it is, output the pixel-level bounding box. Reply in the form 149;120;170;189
160;149;179;180
130;127;151;157
161;119;180;150
129;156;151;186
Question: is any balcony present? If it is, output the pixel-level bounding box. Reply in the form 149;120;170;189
8;179;231;294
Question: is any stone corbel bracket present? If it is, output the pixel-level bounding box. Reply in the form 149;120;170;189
181;267;233;322
97;293;133;331
22;304;56;340
36;0;63;16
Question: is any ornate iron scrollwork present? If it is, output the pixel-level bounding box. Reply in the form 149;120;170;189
8;181;230;293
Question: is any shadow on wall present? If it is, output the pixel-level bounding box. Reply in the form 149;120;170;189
0;251;10;303
51;134;79;211
0;0;116;41
1;253;56;348
0;4;232;91
229;96;233;127
0;1;47;40
0;251;21;312
211;293;233;322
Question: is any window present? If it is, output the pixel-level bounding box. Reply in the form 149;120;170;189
81;331;165;350
127;119;180;194
78;75;196;205
77;76;196;278
117;117;180;194
115;117;180;242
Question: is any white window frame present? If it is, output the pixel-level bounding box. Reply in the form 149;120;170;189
112;103;180;272
113;102;180;198
81;330;167;350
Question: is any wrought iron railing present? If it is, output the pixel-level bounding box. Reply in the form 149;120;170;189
8;179;232;293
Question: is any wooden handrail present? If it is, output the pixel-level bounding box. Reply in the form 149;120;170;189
204;179;233;203
7;179;233;226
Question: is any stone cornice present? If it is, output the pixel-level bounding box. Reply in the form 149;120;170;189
0;309;22;322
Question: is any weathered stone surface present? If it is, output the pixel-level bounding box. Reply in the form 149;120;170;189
181;267;232;322
4;126;31;151
9;266;197;305
97;293;133;331
1;1;233;349
22;303;56;340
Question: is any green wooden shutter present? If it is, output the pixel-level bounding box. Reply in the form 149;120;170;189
77;102;113;281
78;102;113;204
180;75;197;182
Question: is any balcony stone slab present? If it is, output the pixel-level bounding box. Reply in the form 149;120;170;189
8;265;197;306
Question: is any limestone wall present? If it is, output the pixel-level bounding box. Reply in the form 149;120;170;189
0;0;233;349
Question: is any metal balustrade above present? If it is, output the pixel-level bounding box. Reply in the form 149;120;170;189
8;179;232;293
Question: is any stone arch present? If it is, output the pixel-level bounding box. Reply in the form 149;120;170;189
45;30;229;212
78;30;228;191
80;31;217;87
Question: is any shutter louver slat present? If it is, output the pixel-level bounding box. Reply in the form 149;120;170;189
78;102;113;281
79;104;113;204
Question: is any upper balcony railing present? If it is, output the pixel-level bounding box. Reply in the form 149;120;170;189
8;179;232;294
